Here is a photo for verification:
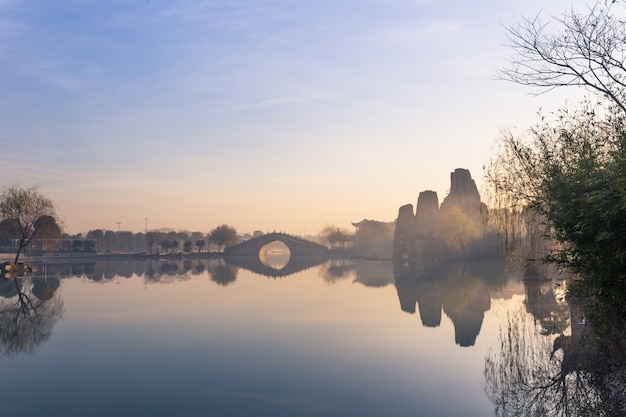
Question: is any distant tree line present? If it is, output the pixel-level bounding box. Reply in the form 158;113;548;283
79;224;239;255
0;209;240;257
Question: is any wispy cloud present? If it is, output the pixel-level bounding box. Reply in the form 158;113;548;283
0;17;26;57
266;174;360;187
228;90;331;111
21;62;91;90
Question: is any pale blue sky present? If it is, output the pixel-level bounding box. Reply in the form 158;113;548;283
1;0;584;235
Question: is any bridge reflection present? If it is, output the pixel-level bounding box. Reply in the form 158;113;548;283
223;254;329;278
223;232;330;277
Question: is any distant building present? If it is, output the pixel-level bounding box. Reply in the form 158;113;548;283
351;219;395;258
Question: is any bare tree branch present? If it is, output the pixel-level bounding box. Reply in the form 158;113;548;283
497;1;626;113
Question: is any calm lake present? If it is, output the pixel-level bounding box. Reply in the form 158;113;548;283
0;256;587;416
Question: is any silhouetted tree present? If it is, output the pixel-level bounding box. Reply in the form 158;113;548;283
86;229;105;252
33;215;62;251
209;224;238;252
195;239;206;253
144;231;159;254
319;225;353;249
160;240;172;253
0;185;58;264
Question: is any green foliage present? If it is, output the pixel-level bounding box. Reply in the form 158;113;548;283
492;0;626;316
487;102;626;314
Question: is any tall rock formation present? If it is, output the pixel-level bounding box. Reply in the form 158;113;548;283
415;190;439;238
392;168;485;261
440;168;485;232
393;204;417;266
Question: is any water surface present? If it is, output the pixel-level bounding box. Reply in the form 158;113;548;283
0;258;568;416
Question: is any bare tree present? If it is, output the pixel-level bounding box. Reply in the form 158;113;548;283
0;185;57;264
318;225;353;249
498;1;626;113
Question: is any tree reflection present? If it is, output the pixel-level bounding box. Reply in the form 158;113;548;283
484;306;615;416
524;280;569;336
0;278;63;356
318;259;353;284
209;261;238;286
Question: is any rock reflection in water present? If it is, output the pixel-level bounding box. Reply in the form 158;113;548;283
12;257;508;353
393;260;503;347
318;258;394;287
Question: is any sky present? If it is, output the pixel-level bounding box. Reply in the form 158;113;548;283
0;0;587;236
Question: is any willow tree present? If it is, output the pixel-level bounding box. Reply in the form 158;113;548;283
0;185;58;264
487;102;626;313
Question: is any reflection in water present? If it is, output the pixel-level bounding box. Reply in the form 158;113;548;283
484;277;626;416
523;280;569;336
393;260;504;347
318;258;353;284
318;258;394;287
210;260;238;286
225;254;328;278
2;256;623;415
258;240;291;270
484;307;612;416
29;252;328;283
0;257;512;417
0;277;63;356
22;257;506;348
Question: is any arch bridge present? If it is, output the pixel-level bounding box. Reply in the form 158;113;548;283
223;232;329;278
224;232;329;257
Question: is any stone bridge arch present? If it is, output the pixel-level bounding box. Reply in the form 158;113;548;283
223;232;329;277
224;232;329;257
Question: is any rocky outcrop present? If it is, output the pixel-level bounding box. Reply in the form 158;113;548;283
393;204;417;266
440;168;485;230
393;168;486;260
415;190;439;238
